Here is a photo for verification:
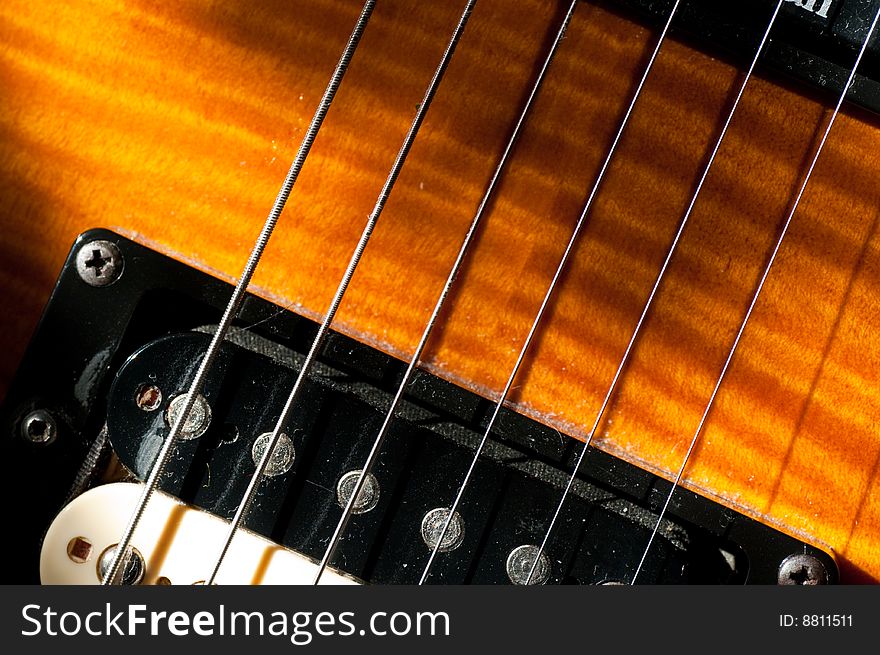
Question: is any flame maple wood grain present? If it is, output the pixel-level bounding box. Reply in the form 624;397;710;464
1;0;878;581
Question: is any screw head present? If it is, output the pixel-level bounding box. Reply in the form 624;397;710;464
778;553;828;585
76;239;123;287
165;393;212;440
506;544;551;585
97;545;145;585
66;537;93;564
336;470;380;514
21;409;57;444
251;432;295;477
135;384;163;412
421;508;465;553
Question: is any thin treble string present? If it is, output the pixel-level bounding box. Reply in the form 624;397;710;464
525;0;786;585
100;0;377;586
312;0;581;586
420;0;696;587
631;4;880;585
204;0;478;586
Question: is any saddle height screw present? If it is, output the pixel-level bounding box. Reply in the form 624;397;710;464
75;239;123;287
777;553;828;585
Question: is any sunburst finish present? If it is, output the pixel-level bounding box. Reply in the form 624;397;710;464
1;0;878;581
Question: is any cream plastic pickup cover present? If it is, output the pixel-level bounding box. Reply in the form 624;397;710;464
40;482;360;585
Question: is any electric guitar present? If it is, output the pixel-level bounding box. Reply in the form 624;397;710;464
1;0;878;584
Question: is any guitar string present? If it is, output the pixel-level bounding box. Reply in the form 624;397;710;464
630;4;880;585
524;0;786;585
100;0;377;585
203;0;478;585
420;0;701;586
311;0;582;586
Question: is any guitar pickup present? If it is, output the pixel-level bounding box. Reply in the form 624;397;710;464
0;230;839;584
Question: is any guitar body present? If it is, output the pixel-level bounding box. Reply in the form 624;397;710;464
1;0;878;582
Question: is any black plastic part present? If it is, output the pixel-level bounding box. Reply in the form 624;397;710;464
0;230;839;584
602;0;880;114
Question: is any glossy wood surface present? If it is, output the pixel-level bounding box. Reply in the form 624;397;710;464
1;0;878;582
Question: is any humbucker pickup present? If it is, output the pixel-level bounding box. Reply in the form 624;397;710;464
0;230;838;584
